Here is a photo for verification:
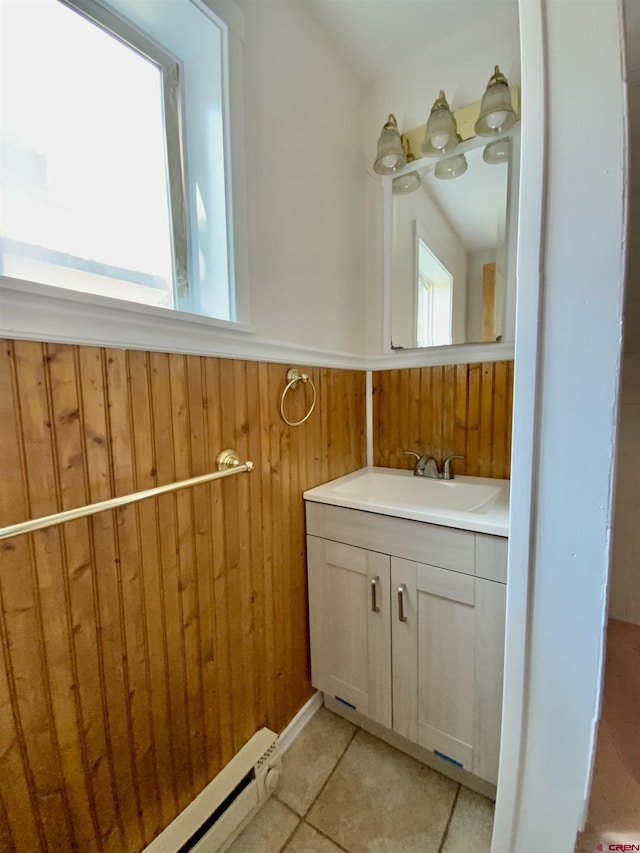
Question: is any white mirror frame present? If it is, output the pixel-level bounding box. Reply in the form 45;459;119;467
381;127;520;365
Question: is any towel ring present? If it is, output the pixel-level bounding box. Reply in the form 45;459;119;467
280;368;317;426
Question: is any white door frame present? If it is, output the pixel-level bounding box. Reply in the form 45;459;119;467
491;0;546;847
494;0;626;849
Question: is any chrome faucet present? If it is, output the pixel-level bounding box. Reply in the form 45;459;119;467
403;451;465;479
403;451;440;478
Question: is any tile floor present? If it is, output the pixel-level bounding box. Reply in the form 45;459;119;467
227;707;495;853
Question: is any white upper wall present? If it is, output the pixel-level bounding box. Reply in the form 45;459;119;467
238;0;367;355
307;0;519;86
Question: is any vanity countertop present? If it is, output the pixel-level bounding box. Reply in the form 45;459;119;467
303;466;510;536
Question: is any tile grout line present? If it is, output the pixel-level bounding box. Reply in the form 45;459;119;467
437;783;461;853
301;819;351;853
275;714;360;852
272;799;301;853
277;817;302;853
303;722;360;819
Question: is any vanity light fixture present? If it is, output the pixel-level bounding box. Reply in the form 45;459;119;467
373;114;407;175
434;153;468;180
483;137;510;164
421;91;459;157
475;66;516;137
392;136;422;195
393;171;422;194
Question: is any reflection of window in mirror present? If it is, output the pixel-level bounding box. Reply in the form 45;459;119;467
416;239;452;347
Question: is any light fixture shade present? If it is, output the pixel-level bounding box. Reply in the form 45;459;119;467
393;171;422;195
483;137;510;164
421;91;459;157
475;66;516;137
434;154;468;180
374;114;407;174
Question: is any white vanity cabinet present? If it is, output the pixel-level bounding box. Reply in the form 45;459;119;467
306;502;507;786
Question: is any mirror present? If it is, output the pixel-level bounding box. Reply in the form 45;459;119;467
389;132;518;350
305;0;521;354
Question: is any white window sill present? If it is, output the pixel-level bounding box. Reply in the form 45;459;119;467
0;274;255;343
0;275;369;369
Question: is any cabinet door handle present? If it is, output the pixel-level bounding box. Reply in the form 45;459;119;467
371;576;380;613
397;584;408;622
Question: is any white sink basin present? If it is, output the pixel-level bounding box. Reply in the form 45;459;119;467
304;467;510;535
331;470;501;513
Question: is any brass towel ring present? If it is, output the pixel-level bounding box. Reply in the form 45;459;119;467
280;368;317;426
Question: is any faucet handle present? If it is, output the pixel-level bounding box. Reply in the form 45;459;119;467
442;455;465;480
402;450;425;477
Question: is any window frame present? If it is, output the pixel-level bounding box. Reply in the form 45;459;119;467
0;0;253;347
62;0;189;303
416;274;433;348
414;233;453;349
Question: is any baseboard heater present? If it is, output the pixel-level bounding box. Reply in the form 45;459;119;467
143;728;281;853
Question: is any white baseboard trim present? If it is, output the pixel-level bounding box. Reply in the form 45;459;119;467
278;691;322;754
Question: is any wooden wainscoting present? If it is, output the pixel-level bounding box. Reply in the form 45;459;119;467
373;361;513;479
0;340;366;853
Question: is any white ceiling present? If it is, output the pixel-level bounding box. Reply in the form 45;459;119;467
301;0;519;252
305;0;520;84
420;144;508;253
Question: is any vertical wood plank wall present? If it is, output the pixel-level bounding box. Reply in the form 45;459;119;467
372;361;514;479
0;340;366;853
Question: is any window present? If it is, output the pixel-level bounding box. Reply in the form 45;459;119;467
0;0;242;324
416;238;453;348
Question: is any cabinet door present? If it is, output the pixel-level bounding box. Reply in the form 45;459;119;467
307;536;392;727
473;575;506;784
391;558;505;783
